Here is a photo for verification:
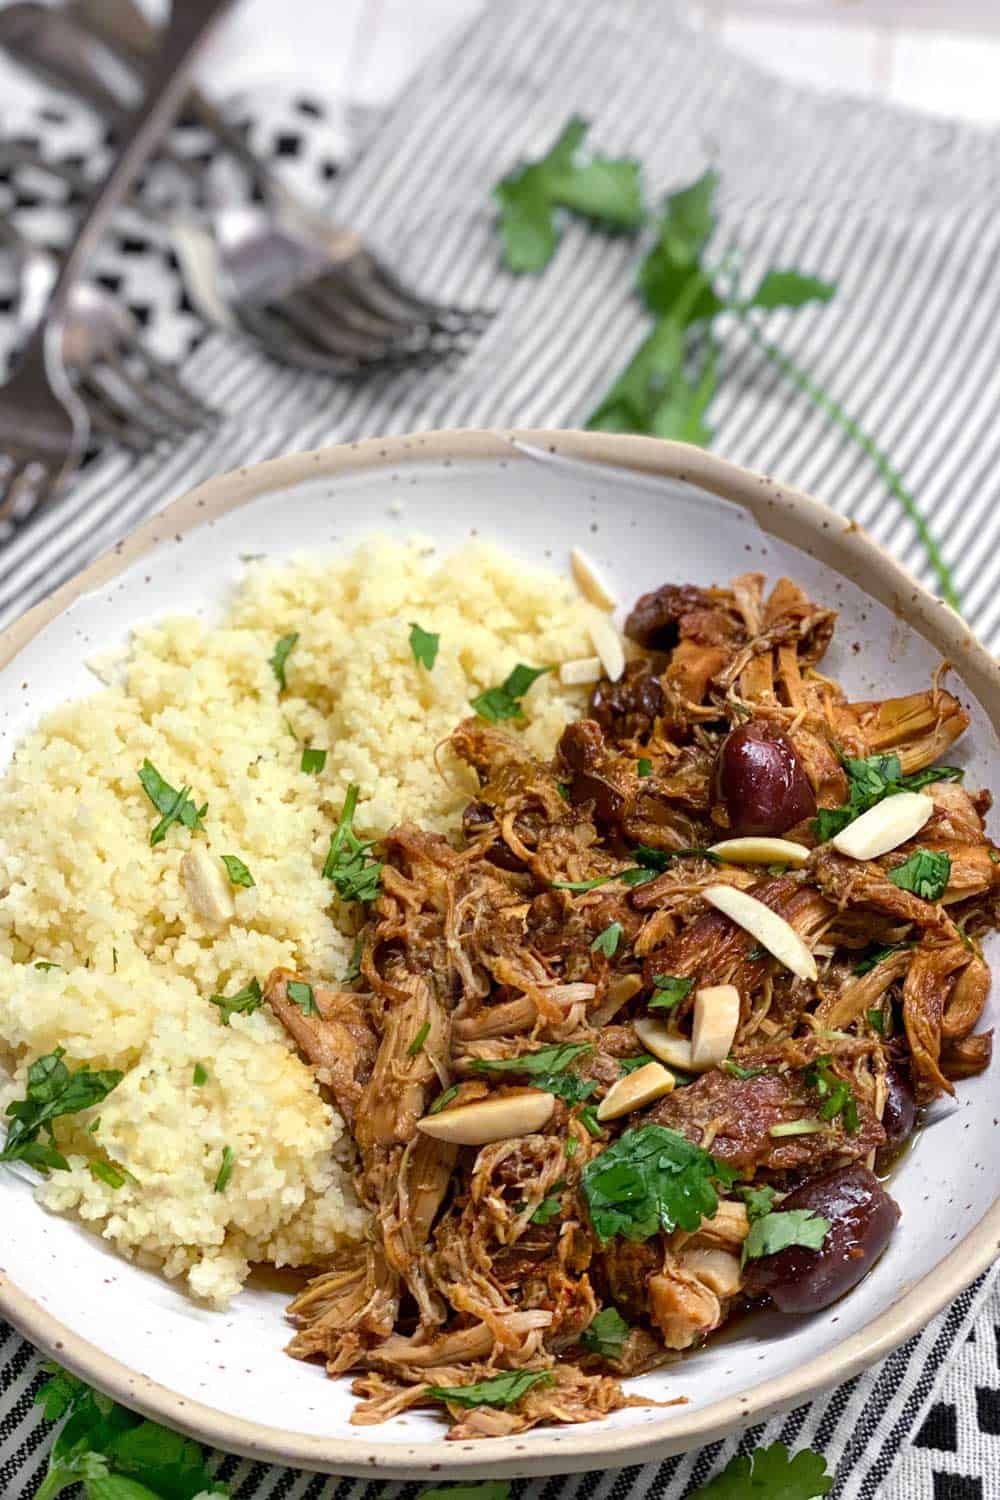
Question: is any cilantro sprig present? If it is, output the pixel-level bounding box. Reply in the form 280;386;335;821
581;1123;736;1243
494;116;644;272
649;974;692;1010
1;1048;122;1176
409;622;439;670
471;663;551;723
209;977;263;1026
427;1369;554;1410
804;1054;859;1133
888;847;951;901
580;1306;630;1359
813;753;961;842
469;1043;598;1106
221;854;254;888
269;632;298;691
138;760;207;847
742;1208;831;1266
322;783;383;902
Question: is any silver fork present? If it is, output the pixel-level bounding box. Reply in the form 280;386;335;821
0;213;215;453
31;0;492;376
0;0;233;520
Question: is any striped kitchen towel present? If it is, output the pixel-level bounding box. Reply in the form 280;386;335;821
2;1;1000;1495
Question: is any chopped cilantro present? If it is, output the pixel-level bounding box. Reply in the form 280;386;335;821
209;977;263;1026
409;622;439;670
407;1021;431;1057
866;1007;885;1034
581;1123;736;1243
649;974;693;1010
221;854;254;888
853;940;912;975
343;937;363;984
722;1059;769;1080
580;1104;603;1137
531;1192;563;1225
471;663;552;722
814;755;961;842
0;1048;123;1176
427;1369;554;1409
214;1145;236;1193
805;1054;859;1132
287;980;318;1016
138;759;207;847
581;1306;630;1359
300;746;327;774
737;1183;778;1221
429;1085;460;1116
565;1136;579;1157
887;848;951;901
742;1208;831;1265
88;1159;128;1191
192;1063;208;1087
34;961;60;972
322;784;383;903
591;921;623;957
269;632;298;690
469;1043;597;1106
619;1054;655;1076
637;758;653;778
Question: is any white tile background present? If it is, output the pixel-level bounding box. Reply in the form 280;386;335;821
195;0;1000;126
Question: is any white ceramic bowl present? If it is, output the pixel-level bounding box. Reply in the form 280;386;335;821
2;430;999;1480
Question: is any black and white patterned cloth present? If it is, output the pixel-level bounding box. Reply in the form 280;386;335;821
3;2;1000;1494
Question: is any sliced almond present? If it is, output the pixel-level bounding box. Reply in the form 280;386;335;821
180;848;235;925
690;984;741;1069
634;1017;694;1072
703;884;817;981
597;1061;675;1121
709;836;810;868
560;656;604;687
831;791;933;861
570;547;617;611
587;614;626;683
417;1090;554;1146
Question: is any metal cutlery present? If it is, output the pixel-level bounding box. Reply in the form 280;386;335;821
0;0;233;521
11;0;491;375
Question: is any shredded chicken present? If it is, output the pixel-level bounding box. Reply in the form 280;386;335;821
264;571;998;1438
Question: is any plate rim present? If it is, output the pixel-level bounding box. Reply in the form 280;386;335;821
2;426;998;1479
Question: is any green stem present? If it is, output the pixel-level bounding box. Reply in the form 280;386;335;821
739;319;961;613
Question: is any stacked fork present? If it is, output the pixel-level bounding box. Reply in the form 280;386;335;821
0;0;490;518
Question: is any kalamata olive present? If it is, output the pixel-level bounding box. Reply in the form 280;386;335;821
624;584;713;650
589;662;664;742
743;1164;899;1314
715;719;816;837
558;719;605;772
572;768;625;830
881;1061;917;1147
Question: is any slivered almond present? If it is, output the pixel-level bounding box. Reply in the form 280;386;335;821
597;1061;674;1121
560;656;604;687
832;791;933;861
634;1017;694;1072
417;1090;554;1146
587;614;625;683
691;984;741;1069
181;848;235;925
680;1246;743;1298
703;884;817;981
709;836;810;868
570;547;617;611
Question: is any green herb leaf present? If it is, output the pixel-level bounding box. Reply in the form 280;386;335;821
428;1369;554;1410
531;1194;562;1225
209;977;262;1026
887;848;951;901
814;755;961;842
407;1021;431;1057
343;937;363;984
1;1049;122;1174
88;1159;127;1191
429;1084;460;1116
137;760;207;847
649;974;693;1010
300;747;327;775
469;1043;597;1106
269;632;298;691
690;1441;833;1499
493;117;644;273
322;784;383;903
637;169;722;321
804;1053;859;1131
742;1208;831;1265
34;961;60;972
637;757;653;777
214;1146;235;1194
409;621;440;670
286;980;318;1016
417;1485;511;1500
722;1059;769;1080
866;1007;885;1034
471;663;551;722
744;268;837;311
565;1136;579;1157
192;1063;208;1087
579;1104;603;1137
580;1306;630;1360
591;921;623;957
853;940;912;975
737;1183;778;1221
582;1123;736;1243
619;1053;655;1076
221;854;255;888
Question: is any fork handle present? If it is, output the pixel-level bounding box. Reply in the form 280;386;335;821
40;0;236;329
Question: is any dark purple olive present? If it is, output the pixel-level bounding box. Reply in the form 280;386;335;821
571;768;625;830
743;1164;899;1314
558;719;605;772
624;583;713;650
715;719;817;837
589;662;664;742
881;1062;917;1147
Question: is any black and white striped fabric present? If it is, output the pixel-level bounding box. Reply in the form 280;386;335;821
3;1;1000;1493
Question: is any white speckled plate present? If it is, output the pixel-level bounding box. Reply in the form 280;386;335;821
2;430;999;1479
